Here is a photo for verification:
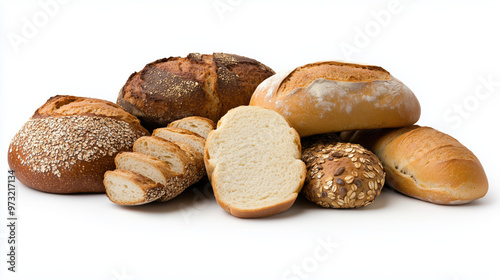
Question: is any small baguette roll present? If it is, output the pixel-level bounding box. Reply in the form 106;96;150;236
344;126;488;204
250;61;420;137
167;116;215;138
204;106;306;218
104;170;165;205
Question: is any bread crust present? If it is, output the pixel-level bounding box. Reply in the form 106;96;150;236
250;61;421;137
345;126;488;204
117;53;275;131
8;95;149;194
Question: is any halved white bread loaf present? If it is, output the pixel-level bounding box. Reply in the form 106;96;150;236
104;170;165;205
167;116;216;138
204;106;306;218
153;127;205;155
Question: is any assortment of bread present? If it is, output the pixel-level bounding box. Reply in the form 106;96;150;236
7;53;489;218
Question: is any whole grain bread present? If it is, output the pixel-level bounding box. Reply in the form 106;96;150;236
8;95;149;193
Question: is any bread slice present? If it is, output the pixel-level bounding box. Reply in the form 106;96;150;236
168;116;215;138
115;152;175;185
153;127;205;155
114;152;190;202
204;106;306;218
104;170;164;205
133;136;192;176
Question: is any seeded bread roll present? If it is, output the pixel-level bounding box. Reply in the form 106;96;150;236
8;95;149;194
302;134;385;208
250;61;421;137
343;126;488;204
117;53;275;131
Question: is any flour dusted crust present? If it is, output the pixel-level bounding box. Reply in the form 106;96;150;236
250;61;421;137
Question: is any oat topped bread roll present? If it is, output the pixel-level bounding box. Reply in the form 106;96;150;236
8;95;149;194
117;53;275;131
301;134;385;208
250;61;420;137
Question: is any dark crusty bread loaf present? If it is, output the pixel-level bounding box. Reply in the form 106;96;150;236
343;126;488;204
250;61;420;137
117;53;275;131
8;95;149;193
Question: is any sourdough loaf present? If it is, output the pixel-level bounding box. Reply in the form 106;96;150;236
117;53;275;131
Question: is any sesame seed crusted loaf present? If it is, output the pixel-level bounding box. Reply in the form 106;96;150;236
8;95;150;194
343;126;488;204
301;134;385;208
250;61;421;137
117;53;275;131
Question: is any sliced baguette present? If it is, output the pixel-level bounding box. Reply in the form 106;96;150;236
104;170;165;205
204;106;306;218
152;127;205;155
168;116;216;139
115;152;175;186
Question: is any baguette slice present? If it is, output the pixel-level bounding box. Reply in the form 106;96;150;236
168;116;215;138
133;136;192;176
204;106;306;218
104;170;164;205
153;127;205;155
115;152;175;185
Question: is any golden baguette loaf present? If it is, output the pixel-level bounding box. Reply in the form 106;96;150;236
250;61;420;137
343;126;488;204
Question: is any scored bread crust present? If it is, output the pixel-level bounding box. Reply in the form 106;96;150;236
344;126;488;204
250;61;421;137
117;53;275;131
8;95;149;194
204;106;306;218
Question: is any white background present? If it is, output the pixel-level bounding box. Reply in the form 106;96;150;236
1;0;499;279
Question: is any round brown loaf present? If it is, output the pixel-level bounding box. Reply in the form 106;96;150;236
8;95;150;194
117;52;275;131
250;61;421;137
301;134;386;208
